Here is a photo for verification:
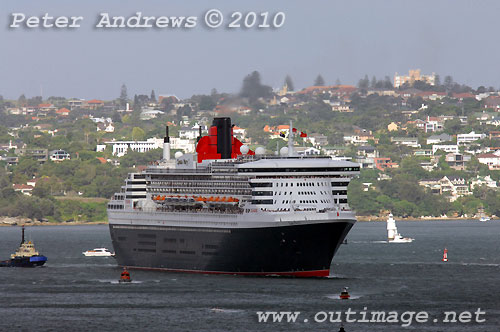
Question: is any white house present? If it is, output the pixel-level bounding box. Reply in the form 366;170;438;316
179;124;207;140
170;137;196;153
470;175;497;190
49;150;70;162
96;144;107;153
232;126;247;140
295;147;321;156
432;144;459;155
106;138;163;157
477;152;500;170
391;137;420;148
457;131;486;145
427;133;452;145
140;107;165;120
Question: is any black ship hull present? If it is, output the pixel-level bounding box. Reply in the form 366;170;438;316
0;255;47;267
109;221;353;277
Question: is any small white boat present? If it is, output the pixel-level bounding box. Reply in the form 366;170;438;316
82;248;115;257
386;213;414;243
479;216;490;222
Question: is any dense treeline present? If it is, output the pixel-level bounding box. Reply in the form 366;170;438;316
348;167;500;218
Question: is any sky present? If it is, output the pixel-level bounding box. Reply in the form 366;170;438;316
1;0;500;100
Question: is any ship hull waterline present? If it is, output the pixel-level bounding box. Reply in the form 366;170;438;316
109;220;353;277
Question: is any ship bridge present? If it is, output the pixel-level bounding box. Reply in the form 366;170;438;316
237;158;360;213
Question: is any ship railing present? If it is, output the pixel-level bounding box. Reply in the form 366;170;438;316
145;168;212;174
139;207;243;216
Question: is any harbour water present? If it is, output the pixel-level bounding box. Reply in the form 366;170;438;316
0;220;499;331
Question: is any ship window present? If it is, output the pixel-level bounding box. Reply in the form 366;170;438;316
203;244;219;249
138;241;156;246
250;183;272;188
202;252;218;256
162;250;176;254
180;250;195;255
138;234;156;238
252;199;273;205
137;248;155;253
164;238;177;243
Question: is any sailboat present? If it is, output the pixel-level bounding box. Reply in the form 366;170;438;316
386;213;414;243
477;206;490;222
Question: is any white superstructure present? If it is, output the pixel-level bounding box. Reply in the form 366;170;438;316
386;213;414;243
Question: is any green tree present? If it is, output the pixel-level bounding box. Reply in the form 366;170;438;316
119;84;128;107
18;94;27;106
199;96;216;111
239;71;272;101
357;75;369;90
314;74;325;86
284;75;295;91
15;157;40;178
131;127;146;141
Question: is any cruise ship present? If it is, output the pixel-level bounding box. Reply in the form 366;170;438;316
107;117;360;277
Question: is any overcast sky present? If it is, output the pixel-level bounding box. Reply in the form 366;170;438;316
1;0;500;100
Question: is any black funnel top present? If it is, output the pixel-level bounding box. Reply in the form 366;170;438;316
212;117;232;159
164;126;170;143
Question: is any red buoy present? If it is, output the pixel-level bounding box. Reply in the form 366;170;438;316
442;248;448;262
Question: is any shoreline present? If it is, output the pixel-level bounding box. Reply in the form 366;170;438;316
0;218;108;227
356;216;485;222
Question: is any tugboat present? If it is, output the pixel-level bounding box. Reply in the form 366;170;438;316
0;226;47;267
339;287;350;299
119;267;131;283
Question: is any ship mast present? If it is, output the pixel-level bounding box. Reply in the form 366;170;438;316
288;120;294;157
21;225;25;245
163;125;171;161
